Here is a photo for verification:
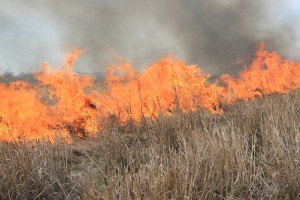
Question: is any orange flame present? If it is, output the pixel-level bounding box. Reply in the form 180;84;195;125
0;42;299;142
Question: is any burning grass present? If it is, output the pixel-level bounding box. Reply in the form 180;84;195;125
0;43;300;198
0;91;299;199
2;42;300;142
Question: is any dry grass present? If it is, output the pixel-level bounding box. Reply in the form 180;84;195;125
1;91;300;199
0;140;83;200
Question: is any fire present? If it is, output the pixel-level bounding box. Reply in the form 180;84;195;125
0;49;99;142
0;42;299;142
218;42;300;102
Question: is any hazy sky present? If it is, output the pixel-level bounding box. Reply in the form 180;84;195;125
0;0;300;75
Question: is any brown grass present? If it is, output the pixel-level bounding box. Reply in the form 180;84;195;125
1;91;300;199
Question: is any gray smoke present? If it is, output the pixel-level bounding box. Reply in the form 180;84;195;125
1;0;300;76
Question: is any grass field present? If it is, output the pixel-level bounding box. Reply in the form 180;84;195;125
0;90;300;199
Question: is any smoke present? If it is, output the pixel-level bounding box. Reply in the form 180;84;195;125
1;0;300;75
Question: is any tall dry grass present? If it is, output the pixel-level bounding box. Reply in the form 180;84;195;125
0;91;300;199
0;140;83;199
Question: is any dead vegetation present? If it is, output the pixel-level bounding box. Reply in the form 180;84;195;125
1;91;300;199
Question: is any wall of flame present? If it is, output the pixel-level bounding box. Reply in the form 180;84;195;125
0;42;300;142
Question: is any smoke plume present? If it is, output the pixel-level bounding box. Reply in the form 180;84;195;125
1;0;300;75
